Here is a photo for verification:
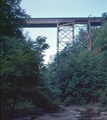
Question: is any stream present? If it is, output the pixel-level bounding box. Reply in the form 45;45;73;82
35;105;107;120
11;105;107;120
77;111;101;120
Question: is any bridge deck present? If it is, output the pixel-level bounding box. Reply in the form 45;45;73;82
23;17;101;27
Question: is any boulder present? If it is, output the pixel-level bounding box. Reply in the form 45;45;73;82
100;112;107;116
90;107;100;114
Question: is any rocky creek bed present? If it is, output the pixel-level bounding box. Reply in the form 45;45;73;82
2;105;107;120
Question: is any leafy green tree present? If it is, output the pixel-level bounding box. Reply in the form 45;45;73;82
1;0;58;119
1;36;50;119
47;17;107;105
92;20;107;104
101;12;107;25
92;21;107;53
0;0;29;38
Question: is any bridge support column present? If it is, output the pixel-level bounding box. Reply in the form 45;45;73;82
57;23;59;55
57;22;92;55
87;22;91;52
57;23;74;54
73;23;75;48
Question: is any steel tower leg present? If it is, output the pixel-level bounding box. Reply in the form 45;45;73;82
57;23;74;54
73;23;75;48
87;22;91;52
57;24;59;55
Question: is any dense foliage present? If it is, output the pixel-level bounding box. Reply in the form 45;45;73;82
1;1;107;119
44;12;107;105
0;0;58;120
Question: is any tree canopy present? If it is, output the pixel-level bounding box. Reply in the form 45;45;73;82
1;1;58;120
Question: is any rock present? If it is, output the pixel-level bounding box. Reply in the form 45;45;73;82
91;116;107;120
101;116;107;120
90;117;103;119
37;118;44;120
90;107;100;114
76;114;82;117
100;112;107;116
79;108;87;112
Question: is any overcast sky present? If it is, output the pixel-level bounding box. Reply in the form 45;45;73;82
20;0;107;64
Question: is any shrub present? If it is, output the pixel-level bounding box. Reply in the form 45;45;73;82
64;97;72;107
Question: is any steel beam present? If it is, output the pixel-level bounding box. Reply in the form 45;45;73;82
23;17;101;27
87;22;91;51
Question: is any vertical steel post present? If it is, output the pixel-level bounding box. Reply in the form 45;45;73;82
88;22;91;52
72;23;75;47
56;24;59;66
57;23;59;55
